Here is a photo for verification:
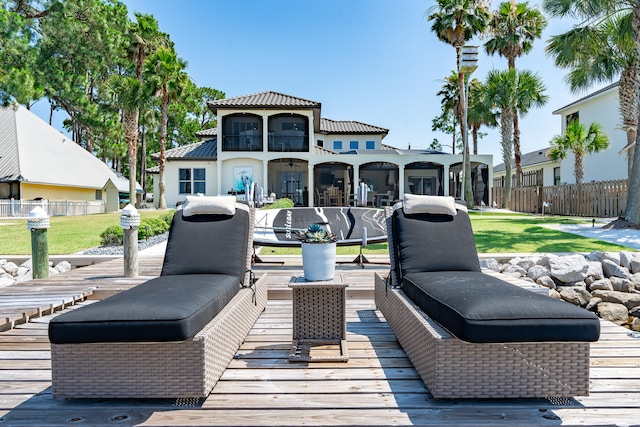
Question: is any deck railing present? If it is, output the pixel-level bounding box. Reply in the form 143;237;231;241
0;199;105;218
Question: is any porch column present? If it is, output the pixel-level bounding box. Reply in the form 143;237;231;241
263;160;268;198
307;166;314;207
398;166;406;199
442;164;450;196
216;160;222;195
352;168;360;207
262;114;268;152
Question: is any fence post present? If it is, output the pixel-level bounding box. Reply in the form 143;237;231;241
27;206;50;279
120;204;140;278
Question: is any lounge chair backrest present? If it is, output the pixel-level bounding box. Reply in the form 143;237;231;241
161;203;253;284
386;201;480;285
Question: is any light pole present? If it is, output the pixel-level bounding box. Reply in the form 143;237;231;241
458;45;478;206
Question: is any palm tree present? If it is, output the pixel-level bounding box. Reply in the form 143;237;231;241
548;120;611;184
543;0;640;226
428;0;490;207
435;71;462;154
144;47;190;209
485;0;547;187
545;12;637;177
467;77;496;155
484;69;547;207
102;74;143;206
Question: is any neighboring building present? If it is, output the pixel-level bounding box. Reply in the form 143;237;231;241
493;147;560;188
148;91;494;208
0;104;140;212
552;82;628;184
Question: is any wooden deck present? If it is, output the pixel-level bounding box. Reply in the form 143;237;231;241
1;249;640;426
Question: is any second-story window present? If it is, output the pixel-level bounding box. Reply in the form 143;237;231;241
350;140;359;150
365;140;375;150
333;141;343;150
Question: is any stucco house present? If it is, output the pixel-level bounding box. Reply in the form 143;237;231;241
493;147;560;188
0;104;140;213
149;91;494;208
551;82;629;184
494;82;630;188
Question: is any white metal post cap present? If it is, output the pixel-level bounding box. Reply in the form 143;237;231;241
120;204;141;229
27;206;50;230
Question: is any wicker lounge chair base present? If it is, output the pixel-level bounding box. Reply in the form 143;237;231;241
375;273;591;399
51;273;267;399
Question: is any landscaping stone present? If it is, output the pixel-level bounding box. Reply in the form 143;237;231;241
586;261;604;280
559;286;591;307
479;258;500;272
54;261;71;273
610;277;634;293
597;302;629;325
592;290;640;310
589;278;613;292
586;297;602;312
549;254;589;282
1;262;18;275
536;276;556;289
602;259;631;279
502;264;527;277
631;317;640;332
527;265;549;281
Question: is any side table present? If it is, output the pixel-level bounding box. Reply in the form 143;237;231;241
288;275;349;362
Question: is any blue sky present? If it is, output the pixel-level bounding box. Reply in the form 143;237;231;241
34;0;612;165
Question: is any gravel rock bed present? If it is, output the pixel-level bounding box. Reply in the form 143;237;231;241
81;233;168;256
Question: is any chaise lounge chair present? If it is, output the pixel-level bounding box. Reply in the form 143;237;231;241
49;196;267;399
375;195;600;399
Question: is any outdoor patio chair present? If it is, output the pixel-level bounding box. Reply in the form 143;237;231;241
375;194;600;398
49;196;267;399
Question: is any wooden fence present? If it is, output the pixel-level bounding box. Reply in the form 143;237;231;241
491;179;629;217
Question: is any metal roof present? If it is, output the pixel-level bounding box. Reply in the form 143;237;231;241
319;118;388;135
494;147;554;173
207;91;321;113
0;105;135;192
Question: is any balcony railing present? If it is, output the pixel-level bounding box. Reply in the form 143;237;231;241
268;135;309;152
221;134;310;152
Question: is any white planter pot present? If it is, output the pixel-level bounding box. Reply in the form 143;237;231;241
301;242;337;281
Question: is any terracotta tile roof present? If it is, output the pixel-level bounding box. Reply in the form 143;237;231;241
320;118;388;135
194;127;217;137
313;145;338;155
151;139;217;161
208;91;321;112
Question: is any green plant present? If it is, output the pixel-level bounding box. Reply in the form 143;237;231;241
261;198;294;209
100;225;124;246
296;223;338;244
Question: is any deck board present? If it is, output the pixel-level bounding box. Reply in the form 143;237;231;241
1;251;640;426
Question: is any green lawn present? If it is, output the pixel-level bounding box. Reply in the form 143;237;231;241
0;210;172;255
262;212;627;256
0;210;628;256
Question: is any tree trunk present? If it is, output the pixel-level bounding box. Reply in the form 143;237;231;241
625;5;640;225
513;112;522;187
625;120;640;224
140;125;147;203
574;151;584;184
500;111;514;208
619;67;638;178
158;92;169;210
123;108;139;208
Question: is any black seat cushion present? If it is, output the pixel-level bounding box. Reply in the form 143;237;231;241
49;274;240;344
392;208;480;284
403;271;601;343
161;208;249;283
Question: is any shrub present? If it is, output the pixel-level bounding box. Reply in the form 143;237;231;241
100;226;123;246
262;198;294;210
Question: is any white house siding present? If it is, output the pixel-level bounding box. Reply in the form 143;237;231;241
553;86;627;183
319;133;383;151
162;160;218;208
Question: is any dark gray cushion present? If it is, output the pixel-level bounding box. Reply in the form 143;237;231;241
49;274;239;344
403;271;601;343
392;207;480;283
161;209;249;283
